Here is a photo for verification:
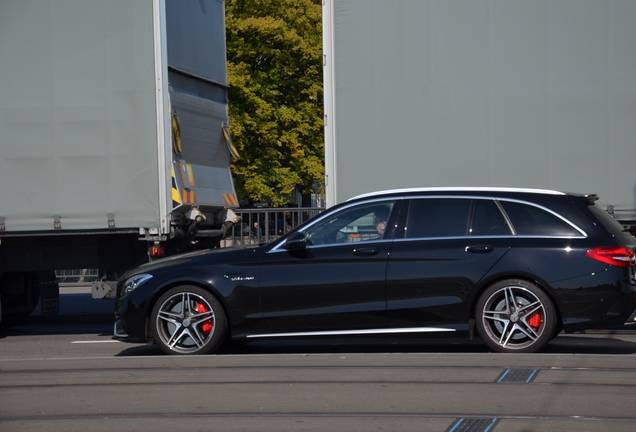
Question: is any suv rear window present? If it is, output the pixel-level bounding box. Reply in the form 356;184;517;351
587;204;628;236
499;200;581;236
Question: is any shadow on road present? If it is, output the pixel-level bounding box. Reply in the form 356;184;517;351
545;328;636;354
114;336;492;357
0;322;114;339
115;329;636;356
4;321;636;356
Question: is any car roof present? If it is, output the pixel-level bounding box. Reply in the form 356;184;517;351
347;187;569;202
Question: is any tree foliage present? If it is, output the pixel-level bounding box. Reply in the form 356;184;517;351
226;0;324;206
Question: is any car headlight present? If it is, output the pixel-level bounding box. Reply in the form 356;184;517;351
123;274;153;296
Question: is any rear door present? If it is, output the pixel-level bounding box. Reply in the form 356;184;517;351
386;197;515;328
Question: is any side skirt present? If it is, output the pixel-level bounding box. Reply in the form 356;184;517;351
245;326;461;339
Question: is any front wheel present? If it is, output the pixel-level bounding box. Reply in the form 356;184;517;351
475;279;556;353
151;286;227;355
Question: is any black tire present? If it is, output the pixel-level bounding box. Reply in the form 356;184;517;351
151;285;227;355
475;279;556;353
0;272;40;331
0;311;33;331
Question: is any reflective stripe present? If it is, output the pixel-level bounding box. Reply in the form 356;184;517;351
223;193;238;206
171;167;181;207
181;190;197;204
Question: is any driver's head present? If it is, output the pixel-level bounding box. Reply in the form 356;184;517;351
373;207;390;235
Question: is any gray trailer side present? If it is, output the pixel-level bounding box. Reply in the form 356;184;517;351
0;0;167;232
323;0;636;224
0;0;238;327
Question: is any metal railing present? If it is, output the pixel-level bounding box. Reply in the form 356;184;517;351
55;268;99;283
221;207;325;247
54;208;326;283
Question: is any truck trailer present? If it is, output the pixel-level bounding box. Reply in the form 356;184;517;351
0;0;239;327
322;0;636;225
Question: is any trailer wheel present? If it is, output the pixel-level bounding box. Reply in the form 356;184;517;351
475;279;556;353
151;285;227;355
0;272;40;331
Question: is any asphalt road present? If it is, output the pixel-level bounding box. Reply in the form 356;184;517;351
2;321;636;432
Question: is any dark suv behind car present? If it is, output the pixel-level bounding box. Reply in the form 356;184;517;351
115;188;636;354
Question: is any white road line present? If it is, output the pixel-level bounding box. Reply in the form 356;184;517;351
71;340;122;344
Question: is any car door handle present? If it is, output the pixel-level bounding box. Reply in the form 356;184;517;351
465;244;495;254
353;248;379;256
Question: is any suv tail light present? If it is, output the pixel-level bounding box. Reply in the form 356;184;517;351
585;246;635;267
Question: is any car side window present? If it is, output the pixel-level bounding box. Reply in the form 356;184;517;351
470;199;512;236
305;201;395;246
498;200;581;236
405;198;471;238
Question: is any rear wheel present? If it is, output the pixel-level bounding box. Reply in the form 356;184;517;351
475;279;556;353
151;286;227;355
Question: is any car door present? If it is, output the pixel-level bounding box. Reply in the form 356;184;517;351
386;197;515;329
257;199;401;334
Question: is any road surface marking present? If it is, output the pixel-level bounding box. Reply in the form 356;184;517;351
71;340;122;344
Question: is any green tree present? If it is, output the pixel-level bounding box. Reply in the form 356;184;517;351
226;0;324;206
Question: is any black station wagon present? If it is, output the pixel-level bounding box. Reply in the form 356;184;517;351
115;188;636;355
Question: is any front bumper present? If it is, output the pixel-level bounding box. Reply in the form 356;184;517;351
113;319;129;338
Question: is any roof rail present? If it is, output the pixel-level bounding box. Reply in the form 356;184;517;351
348;187;565;201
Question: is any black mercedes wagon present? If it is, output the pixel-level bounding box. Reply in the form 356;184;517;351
115;188;636;354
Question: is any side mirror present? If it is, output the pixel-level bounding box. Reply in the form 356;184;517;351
285;232;307;250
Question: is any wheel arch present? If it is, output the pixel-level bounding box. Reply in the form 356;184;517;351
468;272;564;334
143;278;231;342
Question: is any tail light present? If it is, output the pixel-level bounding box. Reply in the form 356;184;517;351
585;246;635;267
150;243;167;258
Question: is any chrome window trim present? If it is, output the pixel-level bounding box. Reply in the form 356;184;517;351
269;237;395;254
393;233;586;244
514;234;587;239
493;199;515;235
269;194;588;251
495;197;588;238
395;235;500;243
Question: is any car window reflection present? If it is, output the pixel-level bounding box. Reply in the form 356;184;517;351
470;199;512;236
405;199;471;238
305;202;395;246
499;200;581;236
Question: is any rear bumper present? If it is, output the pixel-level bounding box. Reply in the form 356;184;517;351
554;264;636;332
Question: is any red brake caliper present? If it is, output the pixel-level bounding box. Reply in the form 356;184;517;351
526;311;542;330
196;303;213;334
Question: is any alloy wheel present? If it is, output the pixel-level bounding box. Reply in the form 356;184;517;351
479;285;550;352
154;291;216;354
